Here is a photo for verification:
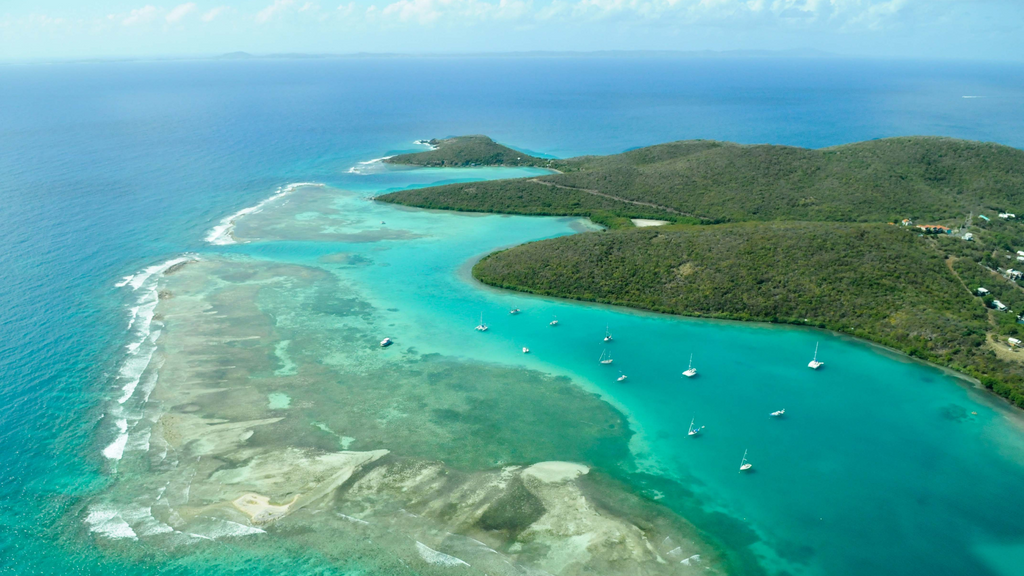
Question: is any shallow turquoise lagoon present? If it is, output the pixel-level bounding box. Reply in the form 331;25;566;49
220;178;1024;576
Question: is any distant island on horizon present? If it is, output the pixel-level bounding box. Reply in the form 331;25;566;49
380;134;1024;409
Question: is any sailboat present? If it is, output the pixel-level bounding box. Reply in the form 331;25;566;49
522;346;530;354
475;313;488;332
380;337;393;347
770;409;785;417
808;342;824;369
509;306;520;315
739;449;753;472
617;373;628;382
682;354;697;378
599;350;614;365
604;325;613;342
687;417;704;437
550;316;559;327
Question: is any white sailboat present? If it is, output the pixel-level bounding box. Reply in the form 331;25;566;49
770;409;785;417
550;316;559;326
604;325;613;342
380;337;393;347
682;354;697;378
687;417;704;437
510;306;520;315
522;346;530;354
599;349;614;365
739;449;753;472
475;313;488;332
808;342;824;369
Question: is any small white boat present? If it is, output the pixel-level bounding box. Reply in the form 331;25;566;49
687;417;704;437
550;316;559;327
604;325;613;342
808;342;824;369
510;307;521;315
380;337;393;347
475;313;488;332
522;347;530;354
599;349;614;365
682;354;697;378
739;449;753;472
617;373;628;382
770;409;785;417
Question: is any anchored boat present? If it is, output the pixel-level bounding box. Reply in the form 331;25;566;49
808;342;824;369
683;353;697;378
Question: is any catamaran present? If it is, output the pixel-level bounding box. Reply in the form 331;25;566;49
808;342;824;369
604;325;613;342
683;354;697;378
599;350;614;365
550;316;559;326
617;373;628;382
380;337;393;347
739;449;753;472
770;409;785;417
687;418;704;437
475;313;488;332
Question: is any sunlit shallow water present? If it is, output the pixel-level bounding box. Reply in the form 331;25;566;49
6;58;1024;576
83;173;1024;576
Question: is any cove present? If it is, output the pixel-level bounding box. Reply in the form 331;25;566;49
91;161;1024;576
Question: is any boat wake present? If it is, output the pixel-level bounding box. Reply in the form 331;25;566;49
204;183;323;245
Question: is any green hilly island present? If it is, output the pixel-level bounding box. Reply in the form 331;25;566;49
378;135;1024;407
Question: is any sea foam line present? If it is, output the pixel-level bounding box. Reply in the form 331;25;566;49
204;182;324;245
347;156;394;175
105;255;197;460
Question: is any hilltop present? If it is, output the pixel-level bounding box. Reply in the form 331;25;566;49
380;136;1024;226
383;135;552;168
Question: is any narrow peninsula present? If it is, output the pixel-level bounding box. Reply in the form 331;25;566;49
379;135;1024;408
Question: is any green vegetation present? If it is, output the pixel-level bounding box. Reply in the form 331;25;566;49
379;135;1024;408
383;135;551;167
380;137;1024;226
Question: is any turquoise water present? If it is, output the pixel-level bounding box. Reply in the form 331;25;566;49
224;183;1024;576
4;57;1024;575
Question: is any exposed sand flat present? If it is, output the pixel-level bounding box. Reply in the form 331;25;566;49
522;461;590;484
631;219;670;227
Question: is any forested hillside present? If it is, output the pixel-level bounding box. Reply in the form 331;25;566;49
379;135;1024;408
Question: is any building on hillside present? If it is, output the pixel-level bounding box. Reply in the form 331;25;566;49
993;300;1008;311
1009;270;1024;281
977;287;990;295
963;232;974;241
1010;337;1022;347
979;214;991;221
1017;251;1024;257
916;225;951;234
901;218;912;226
1000;213;1016;219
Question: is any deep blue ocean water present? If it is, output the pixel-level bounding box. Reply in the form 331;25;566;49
3;56;1024;575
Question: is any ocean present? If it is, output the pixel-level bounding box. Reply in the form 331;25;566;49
3;56;1024;575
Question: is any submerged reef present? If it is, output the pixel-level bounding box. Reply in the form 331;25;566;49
88;250;721;575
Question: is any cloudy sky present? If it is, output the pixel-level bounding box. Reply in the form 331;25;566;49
1;0;1021;61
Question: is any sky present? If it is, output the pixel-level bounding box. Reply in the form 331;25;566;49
0;0;1022;61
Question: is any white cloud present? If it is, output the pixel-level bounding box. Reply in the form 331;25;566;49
122;5;159;26
256;0;297;22
201;6;230;21
166;3;197;23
